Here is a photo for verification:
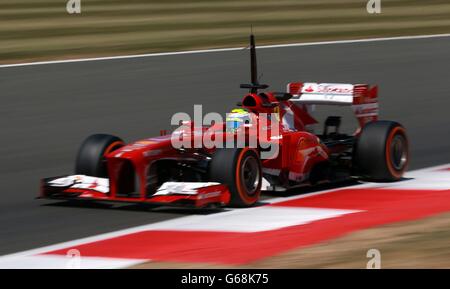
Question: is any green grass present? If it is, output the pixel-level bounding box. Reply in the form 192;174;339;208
1;0;450;64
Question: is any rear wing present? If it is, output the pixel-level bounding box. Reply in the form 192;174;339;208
287;82;379;128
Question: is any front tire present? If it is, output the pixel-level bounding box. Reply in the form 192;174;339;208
209;148;262;207
354;121;409;181
75;134;125;177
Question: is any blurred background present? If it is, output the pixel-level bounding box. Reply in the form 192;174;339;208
1;0;450;64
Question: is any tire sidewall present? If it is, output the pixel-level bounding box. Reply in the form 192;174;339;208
354;121;409;181
210;147;262;207
234;148;262;205
385;126;409;179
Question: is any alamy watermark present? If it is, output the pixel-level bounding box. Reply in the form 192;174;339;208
366;249;381;269
66;0;380;15
66;0;81;14
367;0;381;14
66;248;82;269
170;105;280;159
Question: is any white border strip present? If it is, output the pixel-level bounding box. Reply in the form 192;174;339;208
0;163;447;265
1;33;450;69
0;255;144;269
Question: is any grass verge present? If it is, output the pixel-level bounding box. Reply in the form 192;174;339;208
1;0;450;64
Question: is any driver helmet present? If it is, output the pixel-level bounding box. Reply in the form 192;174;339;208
226;108;252;132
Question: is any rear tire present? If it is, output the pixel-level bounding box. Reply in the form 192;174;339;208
75;134;125;177
209;148;262;207
354;121;409;181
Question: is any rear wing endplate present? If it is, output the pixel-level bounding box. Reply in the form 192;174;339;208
287;82;379;128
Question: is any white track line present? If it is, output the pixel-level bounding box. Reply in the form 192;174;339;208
1;33;450;69
0;163;448;265
147;206;360;233
0;255;142;269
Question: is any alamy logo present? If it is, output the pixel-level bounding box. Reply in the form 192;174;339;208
366;249;381;269
65;249;81;269
66;0;81;14
367;0;381;14
170;105;280;160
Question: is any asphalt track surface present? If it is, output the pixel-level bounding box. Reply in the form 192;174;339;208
0;36;450;256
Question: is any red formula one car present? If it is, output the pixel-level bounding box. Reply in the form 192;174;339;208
40;35;409;208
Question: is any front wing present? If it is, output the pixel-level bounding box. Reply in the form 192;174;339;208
40;175;230;208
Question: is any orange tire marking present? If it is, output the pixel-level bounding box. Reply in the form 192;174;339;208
103;141;125;157
235;148;260;205
385;127;408;179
